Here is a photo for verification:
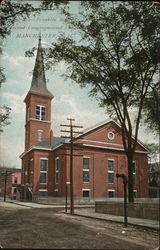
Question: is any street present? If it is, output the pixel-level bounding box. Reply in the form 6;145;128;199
0;202;158;249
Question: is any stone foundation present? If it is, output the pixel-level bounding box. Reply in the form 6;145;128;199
95;199;159;221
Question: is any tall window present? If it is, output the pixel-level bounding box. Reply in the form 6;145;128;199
133;162;136;185
108;160;114;184
30;159;34;186
40;159;48;184
83;157;89;183
38;130;43;142
36;105;45;121
55;158;59;184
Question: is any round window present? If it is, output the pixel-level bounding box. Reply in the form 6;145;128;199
108;132;115;140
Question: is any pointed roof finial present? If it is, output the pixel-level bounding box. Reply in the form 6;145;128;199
39;32;41;42
29;35;53;98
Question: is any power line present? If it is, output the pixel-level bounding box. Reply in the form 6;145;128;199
60;118;83;215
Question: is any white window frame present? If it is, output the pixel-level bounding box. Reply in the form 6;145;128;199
108;189;115;198
108;132;115;140
40;158;48;184
36;105;46;121
133;161;136;185
82;189;90;198
38;130;43;142
83;156;90;183
133;190;137;198
30;159;34;186
55;157;59;184
108;159;114;184
39;189;48;196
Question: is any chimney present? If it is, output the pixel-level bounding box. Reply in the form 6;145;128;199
50;129;53;146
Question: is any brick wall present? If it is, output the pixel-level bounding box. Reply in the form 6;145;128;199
21;119;148;199
24;93;52;150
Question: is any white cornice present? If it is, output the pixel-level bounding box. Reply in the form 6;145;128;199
80;139;123;147
29;118;51;123
19;142;66;159
19;146;52;159
20;139;148;159
82;144;148;154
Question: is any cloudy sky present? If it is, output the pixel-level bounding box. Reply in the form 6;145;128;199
0;1;157;168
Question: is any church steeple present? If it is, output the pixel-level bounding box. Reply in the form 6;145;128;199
29;34;53;98
24;35;53;151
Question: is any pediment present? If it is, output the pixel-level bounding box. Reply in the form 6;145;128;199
75;119;148;153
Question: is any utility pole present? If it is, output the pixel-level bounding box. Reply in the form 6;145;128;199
60;118;83;215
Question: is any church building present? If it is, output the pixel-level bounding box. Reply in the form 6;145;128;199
20;36;148;200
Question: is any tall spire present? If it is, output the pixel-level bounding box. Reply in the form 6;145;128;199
29;33;53;98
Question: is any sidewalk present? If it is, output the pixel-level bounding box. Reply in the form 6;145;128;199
71;208;159;231
2;198;94;209
2;199;159;231
4;199;65;208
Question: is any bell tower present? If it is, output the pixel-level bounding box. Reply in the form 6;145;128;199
24;35;53;151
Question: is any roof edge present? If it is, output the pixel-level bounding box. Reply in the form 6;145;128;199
74;119;149;153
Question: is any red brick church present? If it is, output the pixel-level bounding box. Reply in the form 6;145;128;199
20;36;148;200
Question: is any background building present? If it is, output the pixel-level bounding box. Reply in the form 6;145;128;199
11;171;21;200
0;167;21;200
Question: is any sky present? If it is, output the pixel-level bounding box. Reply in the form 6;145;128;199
0;1;158;169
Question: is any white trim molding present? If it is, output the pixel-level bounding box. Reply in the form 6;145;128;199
82;144;148;154
30;118;51;124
